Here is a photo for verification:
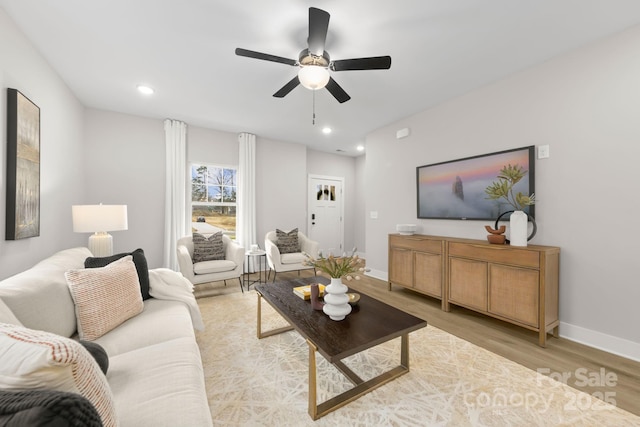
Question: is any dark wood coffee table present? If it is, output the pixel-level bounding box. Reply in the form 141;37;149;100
255;276;427;420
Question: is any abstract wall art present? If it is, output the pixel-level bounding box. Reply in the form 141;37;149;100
6;88;40;240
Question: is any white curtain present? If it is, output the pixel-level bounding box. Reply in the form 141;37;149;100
163;119;188;270
237;132;256;268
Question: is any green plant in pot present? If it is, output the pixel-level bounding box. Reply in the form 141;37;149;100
485;164;535;246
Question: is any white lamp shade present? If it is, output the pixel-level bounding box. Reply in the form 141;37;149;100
298;66;330;90
72;205;128;233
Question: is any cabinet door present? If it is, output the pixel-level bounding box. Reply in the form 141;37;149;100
414;252;442;297
449;258;487;312
489;265;539;327
389;247;413;287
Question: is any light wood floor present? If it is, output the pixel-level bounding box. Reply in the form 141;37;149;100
196;270;640;417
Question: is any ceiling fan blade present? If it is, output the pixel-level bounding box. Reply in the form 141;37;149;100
331;56;392;71
308;7;330;56
325;77;351;103
273;76;300;98
235;48;297;66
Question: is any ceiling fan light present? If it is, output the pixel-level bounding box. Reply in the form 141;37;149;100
298;65;330;90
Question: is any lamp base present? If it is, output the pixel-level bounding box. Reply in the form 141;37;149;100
88;232;113;257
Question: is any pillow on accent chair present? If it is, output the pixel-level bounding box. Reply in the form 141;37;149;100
276;228;300;254
0;323;118;427
192;232;225;262
65;256;144;341
85;247;151;300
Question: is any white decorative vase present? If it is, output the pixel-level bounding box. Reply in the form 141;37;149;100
510;210;528;247
322;277;352;321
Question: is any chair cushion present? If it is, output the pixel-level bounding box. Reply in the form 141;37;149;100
194;260;237;275
84;248;151;300
192;232;225;262
280;252;307;265
65;256;144;341
276;228;300;254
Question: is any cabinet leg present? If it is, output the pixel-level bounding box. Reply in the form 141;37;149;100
388;282;392;291
538;331;547;348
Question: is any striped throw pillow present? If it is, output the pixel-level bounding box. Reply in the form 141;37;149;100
65;255;144;341
192;232;225;262
0;323;118;427
276;228;300;254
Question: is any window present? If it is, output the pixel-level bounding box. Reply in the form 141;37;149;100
190;164;237;237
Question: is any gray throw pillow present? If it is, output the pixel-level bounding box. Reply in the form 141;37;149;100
276;228;300;254
193;232;225;262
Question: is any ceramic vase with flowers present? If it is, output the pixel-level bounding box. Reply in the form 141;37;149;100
303;249;366;321
485;164;535;247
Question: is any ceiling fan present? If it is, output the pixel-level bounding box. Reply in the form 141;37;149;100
235;7;392;103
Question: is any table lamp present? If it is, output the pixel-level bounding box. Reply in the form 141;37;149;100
72;204;128;256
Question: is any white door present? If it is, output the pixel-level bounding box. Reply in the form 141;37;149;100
308;175;344;256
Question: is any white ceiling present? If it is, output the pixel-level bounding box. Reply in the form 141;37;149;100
2;1;640;156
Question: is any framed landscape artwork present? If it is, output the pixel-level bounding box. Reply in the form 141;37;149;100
416;146;535;221
6;88;40;240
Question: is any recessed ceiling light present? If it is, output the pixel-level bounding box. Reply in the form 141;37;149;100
137;85;154;95
357;145;365;151
322;127;332;134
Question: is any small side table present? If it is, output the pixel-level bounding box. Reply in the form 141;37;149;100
243;250;267;291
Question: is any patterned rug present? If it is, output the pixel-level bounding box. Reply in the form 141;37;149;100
195;290;640;426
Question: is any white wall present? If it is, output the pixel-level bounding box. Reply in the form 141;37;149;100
364;25;640;360
255;137;308;246
0;8;85;277
354;155;366;255
83;109;165;267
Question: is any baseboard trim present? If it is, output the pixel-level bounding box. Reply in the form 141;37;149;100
559;322;640;362
365;269;387;282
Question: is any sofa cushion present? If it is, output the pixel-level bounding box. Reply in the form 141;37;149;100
94;298;196;357
107;336;211;427
192;232;225;262
0;247;90;337
0;298;22;325
276;228;300;254
193;259;237;275
65;256;144;341
85;248;151;300
0;323;118;427
0;389;102;427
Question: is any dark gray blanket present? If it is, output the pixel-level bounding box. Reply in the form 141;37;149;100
0;390;102;427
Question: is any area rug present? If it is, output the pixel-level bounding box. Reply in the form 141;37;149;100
195;290;640;426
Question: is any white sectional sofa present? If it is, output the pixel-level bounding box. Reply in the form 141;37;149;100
0;247;212;427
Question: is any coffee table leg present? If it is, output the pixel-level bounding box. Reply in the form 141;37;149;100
256;292;294;339
307;334;411;420
307;340;318;420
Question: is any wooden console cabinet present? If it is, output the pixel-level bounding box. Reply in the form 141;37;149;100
388;234;446;309
388;234;560;347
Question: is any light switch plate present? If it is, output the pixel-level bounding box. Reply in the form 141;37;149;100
538;145;550;159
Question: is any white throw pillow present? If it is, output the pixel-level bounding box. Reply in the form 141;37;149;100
0;323;118;427
65;255;143;340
